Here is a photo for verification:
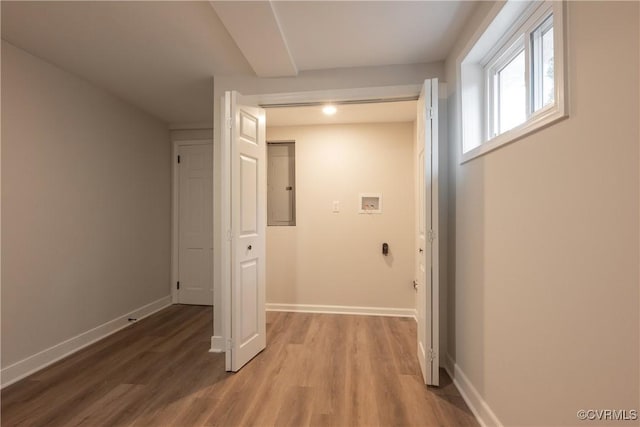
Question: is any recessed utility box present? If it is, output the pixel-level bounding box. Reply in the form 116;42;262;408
359;193;382;214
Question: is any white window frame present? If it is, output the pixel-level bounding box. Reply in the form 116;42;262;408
486;35;526;138
459;0;567;163
530;14;554;112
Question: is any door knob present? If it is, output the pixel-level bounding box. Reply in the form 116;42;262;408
413;280;419;290
247;245;252;250
419;248;424;253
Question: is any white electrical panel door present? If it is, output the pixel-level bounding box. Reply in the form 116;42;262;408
267;142;295;226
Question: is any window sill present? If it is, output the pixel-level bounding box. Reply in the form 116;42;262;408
460;104;568;164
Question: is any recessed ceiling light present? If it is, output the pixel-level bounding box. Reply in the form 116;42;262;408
322;105;337;116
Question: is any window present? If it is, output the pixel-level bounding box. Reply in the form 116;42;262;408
485;3;556;139
459;1;567;162
490;43;527;135
267;141;296;226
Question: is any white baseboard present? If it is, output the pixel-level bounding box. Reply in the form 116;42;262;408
444;353;455;378
210;335;225;353
266;303;415;318
1;295;172;389
445;354;502;427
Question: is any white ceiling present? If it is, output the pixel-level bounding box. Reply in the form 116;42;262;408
1;1;253;124
211;1;475;77
266;100;417;127
210;1;297;77
1;1;475;125
272;1;475;72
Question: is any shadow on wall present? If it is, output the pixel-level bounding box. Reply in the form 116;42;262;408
447;86;486;397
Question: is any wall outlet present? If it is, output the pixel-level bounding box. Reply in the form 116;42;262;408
332;201;340;213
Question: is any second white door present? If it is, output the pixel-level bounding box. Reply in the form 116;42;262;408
416;78;439;386
177;143;213;305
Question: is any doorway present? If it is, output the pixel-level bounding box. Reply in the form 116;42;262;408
263;102;416;317
219;82;443;385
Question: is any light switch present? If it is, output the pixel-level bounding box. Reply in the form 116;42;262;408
332;201;340;213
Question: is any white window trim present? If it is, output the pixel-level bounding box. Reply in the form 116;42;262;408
459;0;568;164
531;14;554;112
486;34;526;138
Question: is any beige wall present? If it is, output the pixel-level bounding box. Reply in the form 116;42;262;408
1;42;172;368
445;2;639;425
265;122;415;309
170;128;213;142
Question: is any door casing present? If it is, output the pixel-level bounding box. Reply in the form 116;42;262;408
216;84;445;378
213;84;425;351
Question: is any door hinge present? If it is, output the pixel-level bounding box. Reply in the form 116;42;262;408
226;229;232;241
226;116;232;129
177;281;180;290
427;107;434;120
177;155;181;164
226;339;233;351
427;229;435;242
428;348;436;362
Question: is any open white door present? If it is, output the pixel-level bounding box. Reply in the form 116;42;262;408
416;78;439;386
221;91;267;372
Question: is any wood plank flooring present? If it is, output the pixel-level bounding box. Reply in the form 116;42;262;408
1;305;478;427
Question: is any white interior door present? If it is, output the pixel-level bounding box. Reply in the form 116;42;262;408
177;143;213;305
222;91;267;372
416;78;439;386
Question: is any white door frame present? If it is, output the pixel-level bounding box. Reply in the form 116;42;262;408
217;83;444;367
219;84;420;344
171;138;214;305
241;84;421;108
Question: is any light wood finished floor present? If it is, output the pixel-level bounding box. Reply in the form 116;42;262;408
1;305;478;427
